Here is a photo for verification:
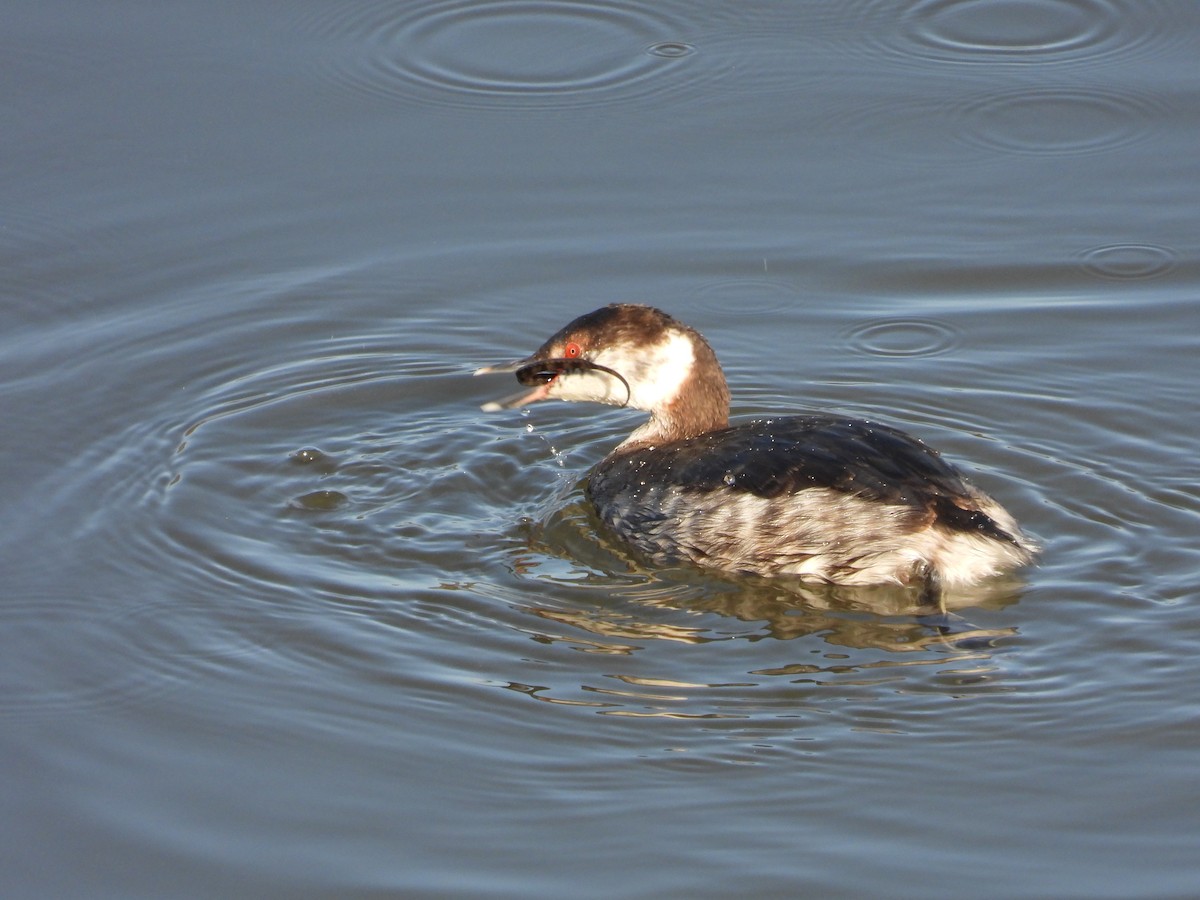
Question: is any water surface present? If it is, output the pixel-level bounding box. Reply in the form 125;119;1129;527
3;0;1199;896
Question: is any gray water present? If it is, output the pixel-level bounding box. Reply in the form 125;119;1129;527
4;1;1199;897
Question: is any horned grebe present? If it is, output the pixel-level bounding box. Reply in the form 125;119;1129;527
476;304;1036;600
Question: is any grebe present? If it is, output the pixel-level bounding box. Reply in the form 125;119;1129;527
476;304;1036;600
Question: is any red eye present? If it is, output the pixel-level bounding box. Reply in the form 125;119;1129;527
564;341;582;358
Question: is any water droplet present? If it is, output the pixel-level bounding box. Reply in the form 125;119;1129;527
291;447;325;464
289;447;338;475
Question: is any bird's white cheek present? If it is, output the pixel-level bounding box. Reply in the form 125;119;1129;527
551;372;623;405
597;330;694;411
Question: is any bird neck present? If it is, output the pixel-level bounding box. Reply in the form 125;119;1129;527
616;343;730;452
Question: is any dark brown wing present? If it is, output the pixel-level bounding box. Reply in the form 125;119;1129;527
592;415;1019;544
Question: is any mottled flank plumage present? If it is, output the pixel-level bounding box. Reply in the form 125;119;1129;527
477;304;1036;599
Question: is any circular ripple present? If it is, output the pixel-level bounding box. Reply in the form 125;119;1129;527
647;41;694;58
844;318;962;358
690;278;803;315
958;87;1164;156
305;0;696;109
853;0;1183;69
23;275;528;708
905;0;1119;60
1079;243;1178;280
131;338;535;604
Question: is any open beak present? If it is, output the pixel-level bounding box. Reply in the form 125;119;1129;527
474;357;554;412
475;355;632;412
